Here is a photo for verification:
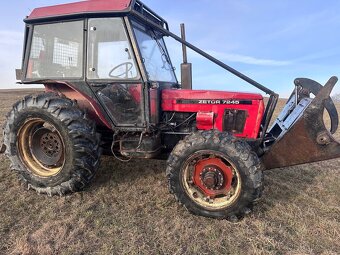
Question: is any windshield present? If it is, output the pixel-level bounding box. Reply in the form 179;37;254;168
132;21;177;83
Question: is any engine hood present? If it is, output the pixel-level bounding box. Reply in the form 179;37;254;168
163;89;262;100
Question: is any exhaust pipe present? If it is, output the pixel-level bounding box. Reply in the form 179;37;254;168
180;23;192;90
262;76;340;169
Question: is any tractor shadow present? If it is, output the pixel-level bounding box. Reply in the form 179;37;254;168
89;156;167;190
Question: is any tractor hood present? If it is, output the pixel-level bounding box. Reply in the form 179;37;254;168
162;89;263;109
162;89;263;103
162;89;264;139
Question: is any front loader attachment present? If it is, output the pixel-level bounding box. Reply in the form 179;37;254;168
262;76;340;169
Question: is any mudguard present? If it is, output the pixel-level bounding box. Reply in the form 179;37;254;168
262;76;340;169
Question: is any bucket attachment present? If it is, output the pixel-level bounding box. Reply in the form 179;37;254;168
262;76;340;169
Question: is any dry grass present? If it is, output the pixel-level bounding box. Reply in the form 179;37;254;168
0;90;339;255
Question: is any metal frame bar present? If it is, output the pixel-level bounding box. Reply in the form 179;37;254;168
131;10;275;95
124;16;150;129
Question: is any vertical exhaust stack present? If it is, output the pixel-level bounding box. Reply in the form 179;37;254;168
180;23;192;90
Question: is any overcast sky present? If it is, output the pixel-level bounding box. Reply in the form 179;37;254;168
1;0;340;97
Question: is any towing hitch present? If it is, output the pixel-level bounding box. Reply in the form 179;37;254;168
263;76;340;169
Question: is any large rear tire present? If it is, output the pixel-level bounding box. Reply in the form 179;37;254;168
3;93;101;196
166;130;264;221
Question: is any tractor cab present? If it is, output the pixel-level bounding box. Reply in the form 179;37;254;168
22;0;178;130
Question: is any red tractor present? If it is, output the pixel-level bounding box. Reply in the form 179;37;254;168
1;0;340;221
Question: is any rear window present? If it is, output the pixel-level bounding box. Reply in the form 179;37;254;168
26;21;84;79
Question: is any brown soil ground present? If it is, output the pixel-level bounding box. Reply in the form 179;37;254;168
0;90;339;255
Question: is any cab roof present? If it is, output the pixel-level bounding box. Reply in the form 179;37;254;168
27;0;133;22
25;0;169;30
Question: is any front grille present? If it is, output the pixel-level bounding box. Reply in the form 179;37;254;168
223;109;247;134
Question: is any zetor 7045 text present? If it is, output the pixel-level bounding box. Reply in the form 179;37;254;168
1;0;339;221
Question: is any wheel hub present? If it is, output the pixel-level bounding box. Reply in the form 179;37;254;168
193;158;233;198
30;127;64;167
40;132;62;158
201;166;224;190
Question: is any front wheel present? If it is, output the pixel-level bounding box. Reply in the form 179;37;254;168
166;130;264;221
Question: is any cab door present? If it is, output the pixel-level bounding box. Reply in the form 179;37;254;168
87;17;145;128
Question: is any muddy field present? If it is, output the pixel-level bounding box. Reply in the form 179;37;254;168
0;90;339;255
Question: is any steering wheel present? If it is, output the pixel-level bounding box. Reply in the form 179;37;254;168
109;62;133;78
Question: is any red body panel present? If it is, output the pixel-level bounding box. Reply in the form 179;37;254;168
162;89;265;139
28;0;132;20
45;83;112;129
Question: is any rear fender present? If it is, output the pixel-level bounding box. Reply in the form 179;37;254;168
262;76;340;169
44;83;112;129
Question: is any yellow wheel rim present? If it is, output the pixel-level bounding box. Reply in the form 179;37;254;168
17;118;65;177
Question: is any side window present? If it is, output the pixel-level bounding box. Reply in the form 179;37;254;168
26;21;84;79
87;18;139;80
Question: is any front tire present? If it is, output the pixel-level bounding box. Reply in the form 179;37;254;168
3;93;101;196
166;130;264;221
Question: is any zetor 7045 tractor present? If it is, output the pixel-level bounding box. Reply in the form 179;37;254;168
1;0;340;221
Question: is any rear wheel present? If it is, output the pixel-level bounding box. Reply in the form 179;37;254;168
3;93;101;196
17;118;65;177
167;130;264;221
